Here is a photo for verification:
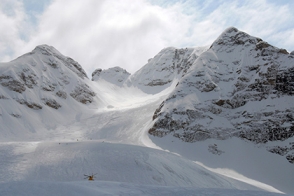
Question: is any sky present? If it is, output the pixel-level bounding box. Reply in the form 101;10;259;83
0;0;294;77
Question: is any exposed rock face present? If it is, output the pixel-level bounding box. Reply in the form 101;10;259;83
208;144;224;155
56;90;67;99
267;143;294;164
42;98;61;109
15;99;43;110
70;84;96;104
92;67;130;86
0;75;26;93
92;68;102;79
149;27;294;164
127;47;208;93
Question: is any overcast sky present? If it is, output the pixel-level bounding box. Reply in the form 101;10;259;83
1;0;294;77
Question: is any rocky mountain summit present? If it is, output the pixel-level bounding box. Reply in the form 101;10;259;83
127;47;208;93
92;66;130;86
148;27;294;163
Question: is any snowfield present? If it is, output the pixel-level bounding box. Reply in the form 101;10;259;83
0;181;288;196
0;140;289;195
0;141;262;188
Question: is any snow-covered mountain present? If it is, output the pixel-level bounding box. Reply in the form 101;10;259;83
0;45;100;139
1;27;294;195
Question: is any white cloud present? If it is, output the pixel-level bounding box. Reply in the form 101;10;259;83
169;0;294;50
1;0;294;77
0;0;28;61
16;0;195;75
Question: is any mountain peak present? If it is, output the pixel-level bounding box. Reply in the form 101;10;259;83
222;26;239;34
32;44;63;56
217;27;247;39
30;44;88;79
127;46;208;94
92;66;130;86
210;27;262;50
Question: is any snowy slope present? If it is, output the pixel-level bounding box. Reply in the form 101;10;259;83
150;135;294;194
0;141;263;189
1;140;289;195
0;181;289;196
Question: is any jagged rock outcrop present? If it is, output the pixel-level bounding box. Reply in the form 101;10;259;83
70;83;96;104
92;68;102;79
15;98;43;110
148;27;294;164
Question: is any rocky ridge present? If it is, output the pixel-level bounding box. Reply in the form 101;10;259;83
148;27;294;163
